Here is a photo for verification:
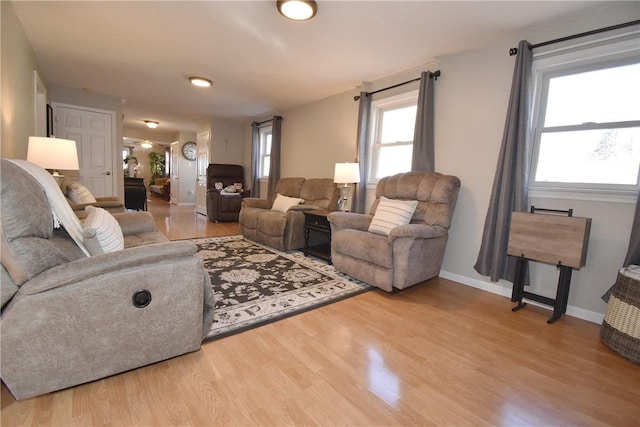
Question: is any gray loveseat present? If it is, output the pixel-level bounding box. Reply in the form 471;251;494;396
0;159;214;400
239;177;339;251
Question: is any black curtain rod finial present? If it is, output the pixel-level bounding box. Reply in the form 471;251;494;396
509;47;519;56
354;95;361;101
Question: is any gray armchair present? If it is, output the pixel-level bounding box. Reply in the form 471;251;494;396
0;159;214;400
328;171;460;292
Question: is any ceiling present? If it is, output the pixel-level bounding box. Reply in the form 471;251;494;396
12;1;617;135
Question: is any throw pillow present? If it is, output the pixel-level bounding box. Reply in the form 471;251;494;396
82;206;124;255
67;182;97;205
368;196;419;236
271;193;304;213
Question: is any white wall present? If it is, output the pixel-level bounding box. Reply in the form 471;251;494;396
1;1;40;158
210;119;245;165
175;131;197;205
242;3;639;322
280;91;360;178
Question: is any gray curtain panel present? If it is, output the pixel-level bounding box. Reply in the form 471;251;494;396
251;122;261;198
474;40;532;282
355;92;371;214
267;116;282;200
623;190;640;267
412;71;435;172
602;190;640;302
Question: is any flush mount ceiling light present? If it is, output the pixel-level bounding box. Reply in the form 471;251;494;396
144;120;159;129
189;77;213;88
140;140;153;149
277;0;317;21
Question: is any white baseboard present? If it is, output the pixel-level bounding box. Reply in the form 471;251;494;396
439;270;604;324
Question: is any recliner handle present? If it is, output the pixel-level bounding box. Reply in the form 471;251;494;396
132;290;152;308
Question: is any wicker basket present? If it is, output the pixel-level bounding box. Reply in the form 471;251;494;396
600;269;640;363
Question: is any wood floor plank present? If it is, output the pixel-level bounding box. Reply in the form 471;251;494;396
2;200;638;426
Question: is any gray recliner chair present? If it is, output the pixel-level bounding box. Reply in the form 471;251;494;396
328;171;460;292
0;159;214;400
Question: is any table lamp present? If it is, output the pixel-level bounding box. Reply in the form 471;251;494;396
333;162;360;211
27;136;79;183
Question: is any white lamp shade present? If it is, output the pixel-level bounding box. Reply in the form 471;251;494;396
334;162;360;184
27;136;79;170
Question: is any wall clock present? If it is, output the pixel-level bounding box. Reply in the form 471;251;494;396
181;141;197;161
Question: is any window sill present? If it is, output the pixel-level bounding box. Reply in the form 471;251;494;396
529;186;637;204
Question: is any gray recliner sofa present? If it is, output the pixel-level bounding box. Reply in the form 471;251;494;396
0;159;214;400
239;177;339;251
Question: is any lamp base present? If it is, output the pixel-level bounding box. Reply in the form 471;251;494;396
337;185;350;212
50;170;64;185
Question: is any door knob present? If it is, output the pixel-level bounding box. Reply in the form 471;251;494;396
104;171;111;176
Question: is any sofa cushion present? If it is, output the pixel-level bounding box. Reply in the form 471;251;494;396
299;178;338;210
82;206;125;255
123;231;169;248
368;196;418;236
332;229;393;268
274;177;306;198
271;194;304;213
372;172;460;229
257;210;288;237
67;182;97;205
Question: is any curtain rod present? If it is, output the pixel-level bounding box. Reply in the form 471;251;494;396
252;116;282;126
353;70;441;101
509;19;640;56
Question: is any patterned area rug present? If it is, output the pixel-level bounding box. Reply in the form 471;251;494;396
192;235;371;341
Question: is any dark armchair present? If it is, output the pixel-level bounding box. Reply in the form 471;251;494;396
206;164;250;222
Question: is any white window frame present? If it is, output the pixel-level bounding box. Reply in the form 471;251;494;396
529;35;640;202
367;90;419;184
258;124;272;179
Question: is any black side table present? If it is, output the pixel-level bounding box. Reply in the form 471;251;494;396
302;210;331;263
124;177;147;211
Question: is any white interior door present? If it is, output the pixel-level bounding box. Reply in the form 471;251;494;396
196;131;210;216
54;104;114;197
170;142;180;204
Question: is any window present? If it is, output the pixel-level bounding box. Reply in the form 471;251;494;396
368;90;418;182
259;125;272;178
530;37;640;196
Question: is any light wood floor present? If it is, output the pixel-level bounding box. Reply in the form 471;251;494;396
2;198;638;426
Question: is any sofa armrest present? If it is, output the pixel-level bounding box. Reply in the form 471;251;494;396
388;224;447;242
288;204;320;212
242;197;272;209
328;212;372;232
67;197;124;211
19;242;197;295
112;211;156;235
95;196;124;204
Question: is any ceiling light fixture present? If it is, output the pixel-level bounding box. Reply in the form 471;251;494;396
277;0;317;21
144;120;159;129
140;140;153;149
189;77;213;88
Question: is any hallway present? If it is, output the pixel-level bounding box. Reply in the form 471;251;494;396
145;196;240;241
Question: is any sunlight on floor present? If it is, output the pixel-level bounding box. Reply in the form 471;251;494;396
367;345;401;406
